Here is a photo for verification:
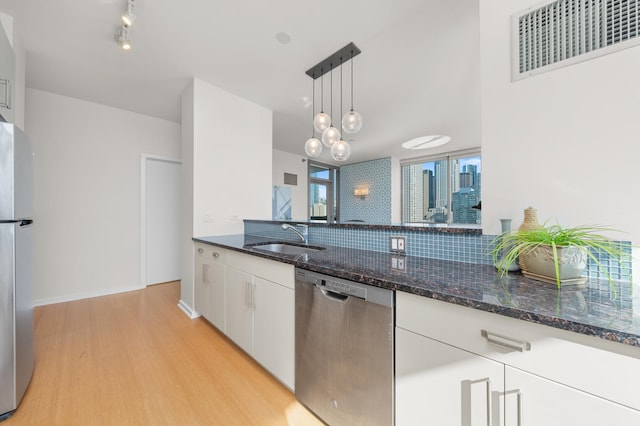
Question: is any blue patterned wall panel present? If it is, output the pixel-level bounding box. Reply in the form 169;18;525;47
339;157;392;224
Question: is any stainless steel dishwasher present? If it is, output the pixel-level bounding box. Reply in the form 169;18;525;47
295;268;394;426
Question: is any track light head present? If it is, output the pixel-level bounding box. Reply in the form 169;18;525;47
117;25;132;50
121;0;136;26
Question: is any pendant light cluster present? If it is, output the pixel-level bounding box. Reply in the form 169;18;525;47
304;43;363;162
116;0;136;50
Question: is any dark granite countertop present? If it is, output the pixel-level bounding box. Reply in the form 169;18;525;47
194;234;640;349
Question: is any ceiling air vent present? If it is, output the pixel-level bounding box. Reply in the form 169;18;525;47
512;0;640;80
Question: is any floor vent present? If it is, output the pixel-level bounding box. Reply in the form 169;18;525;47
512;0;640;80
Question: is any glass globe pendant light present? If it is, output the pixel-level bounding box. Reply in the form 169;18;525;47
304;77;322;157
331;59;351;162
322;65;341;147
330;139;351;161
342;50;363;134
305;137;322;157
313;71;331;133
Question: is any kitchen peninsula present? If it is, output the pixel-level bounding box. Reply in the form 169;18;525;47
194;220;640;426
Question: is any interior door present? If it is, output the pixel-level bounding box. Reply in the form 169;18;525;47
143;155;181;286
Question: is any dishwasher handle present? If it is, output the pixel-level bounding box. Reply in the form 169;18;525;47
320;288;349;301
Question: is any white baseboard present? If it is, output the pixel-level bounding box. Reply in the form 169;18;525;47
178;299;201;319
34;284;144;307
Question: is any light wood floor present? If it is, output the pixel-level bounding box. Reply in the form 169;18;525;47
5;281;322;425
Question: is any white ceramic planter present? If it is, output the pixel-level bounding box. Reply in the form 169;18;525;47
520;245;588;286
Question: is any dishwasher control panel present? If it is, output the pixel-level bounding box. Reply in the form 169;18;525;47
295;268;393;307
323;279;367;299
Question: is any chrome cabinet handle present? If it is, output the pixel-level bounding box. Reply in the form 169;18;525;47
0;78;11;109
251;284;256;310
516;390;522;426
481;330;531;352
202;264;208;283
461;377;492;426
498;389;523;426
212;252;220;258
198;248;204;253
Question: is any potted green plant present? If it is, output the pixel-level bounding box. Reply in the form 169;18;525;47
491;223;632;295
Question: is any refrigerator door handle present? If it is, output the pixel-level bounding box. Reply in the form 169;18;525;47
0;219;34;226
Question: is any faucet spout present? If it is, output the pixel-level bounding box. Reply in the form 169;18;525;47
281;223;309;244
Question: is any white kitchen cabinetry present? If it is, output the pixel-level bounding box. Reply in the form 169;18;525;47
0;25;15;123
503;366;640;425
194;243;225;330
224;251;295;390
225;266;254;354
396;292;640;425
396;327;504;426
194;244;295;390
253;276;295;390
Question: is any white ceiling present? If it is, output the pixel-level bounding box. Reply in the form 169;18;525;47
0;0;481;165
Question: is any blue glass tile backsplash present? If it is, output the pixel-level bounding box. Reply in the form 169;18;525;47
244;220;632;281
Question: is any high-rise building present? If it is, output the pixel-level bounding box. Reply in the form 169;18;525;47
422;169;434;216
402;164;424;222
452;187;479;224
434;161;448;210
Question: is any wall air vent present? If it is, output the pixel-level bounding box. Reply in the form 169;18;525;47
513;0;640;80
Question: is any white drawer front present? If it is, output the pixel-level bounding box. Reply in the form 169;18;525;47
225;250;294;289
397;292;640;411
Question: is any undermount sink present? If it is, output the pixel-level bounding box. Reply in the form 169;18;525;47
249;242;326;256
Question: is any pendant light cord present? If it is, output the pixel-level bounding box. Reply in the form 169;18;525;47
311;76;315;137
350;50;355;111
320;69;324;113
340;57;343;122
329;63;333;124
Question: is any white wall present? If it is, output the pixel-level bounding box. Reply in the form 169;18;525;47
180;78;272;314
480;0;640;249
25;89;180;305
272;149;308;220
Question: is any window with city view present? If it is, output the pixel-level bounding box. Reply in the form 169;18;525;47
308;162;339;222
401;150;481;225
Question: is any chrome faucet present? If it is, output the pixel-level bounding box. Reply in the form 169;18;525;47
281;223;309;245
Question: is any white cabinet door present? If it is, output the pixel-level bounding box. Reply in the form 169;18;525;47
253;276;295;390
194;245;209;318
207;259;225;332
225;266;254;354
504;366;640;426
396;327;505;426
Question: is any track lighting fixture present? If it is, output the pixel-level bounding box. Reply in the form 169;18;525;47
305;42;362;162
117;25;132;50
115;0;137;51
121;0;136;27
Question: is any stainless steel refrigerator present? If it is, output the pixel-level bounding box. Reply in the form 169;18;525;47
0;122;35;421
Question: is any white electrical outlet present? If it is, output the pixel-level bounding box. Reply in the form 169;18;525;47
390;236;407;254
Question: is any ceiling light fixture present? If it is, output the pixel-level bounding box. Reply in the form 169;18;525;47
117;25;132;50
304;76;322;158
402;135;452;150
305;42;362;162
121;0;136;27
